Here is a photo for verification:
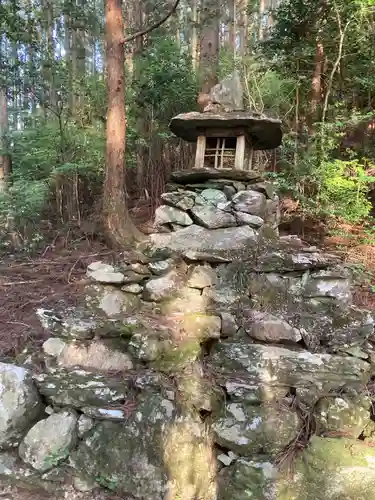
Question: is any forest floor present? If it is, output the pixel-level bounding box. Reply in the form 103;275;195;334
0;219;374;362
0;220;374;499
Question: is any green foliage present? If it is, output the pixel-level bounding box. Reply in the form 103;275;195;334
316;159;373;223
132;35;197;127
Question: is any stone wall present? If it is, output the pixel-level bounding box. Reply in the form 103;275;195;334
1;170;375;499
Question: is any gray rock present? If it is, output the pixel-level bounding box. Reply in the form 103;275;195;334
143;270;183;301
170;169;261;184
73;475;97;492
77;415;94;437
128;333;162;362
0;363;44;450
209;341;370;402
161;191;196;211
19;410;78;472
37;307;96;340
315;394;372;438
81;407;125;421
129;263;151;275
70;394;178;498
220;312;239;337
190;205;237;229
34;369;129;409
87;262;125;285
235;212;264;227
154;205;193;227
85;284;140;317
43;338;66;357
243;311;302;344
88;270;125;285
200;188;228;206
303;272;352;304
232;190;267;217
208;71;244;112
248;181;276;197
223;185;237;200
121;283;143;294
188;265;217;289
149;224;258;262
121;270;146;283
218;458;278;500
278;436;375;499
56;340;133;372
212;400;299;456
148;259;174;276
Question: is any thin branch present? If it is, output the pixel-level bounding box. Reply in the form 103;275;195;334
321;3;351;125
123;0;181;43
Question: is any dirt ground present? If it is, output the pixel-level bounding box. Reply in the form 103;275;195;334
0;237;116;360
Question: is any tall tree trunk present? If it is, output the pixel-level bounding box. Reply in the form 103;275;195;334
103;0;144;246
191;0;198;69
308;40;324;134
238;0;247;55
199;0;220;93
258;0;265;41
0;88;12;192
228;0;236;57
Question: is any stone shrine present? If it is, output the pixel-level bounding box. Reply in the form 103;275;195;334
0;74;374;500
170;71;282;170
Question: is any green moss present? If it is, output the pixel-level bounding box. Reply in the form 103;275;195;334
152;340;201;373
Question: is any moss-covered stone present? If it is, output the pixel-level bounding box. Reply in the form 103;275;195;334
217;458;277;500
212;400;299;457
277;436;375;499
315;394;371;438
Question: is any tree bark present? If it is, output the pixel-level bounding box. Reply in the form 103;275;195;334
191;0;198;69
0;88;12;192
103;0;144;247
199;0;220;93
307;39;324;134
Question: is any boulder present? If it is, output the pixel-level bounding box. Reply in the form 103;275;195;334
243;311;302;344
217;458;278;500
37;307;96;340
54;340;134;372
77;415;95;437
314;394;371;438
232;190;267;218
220;312;239;337
235;212;264;227
143;270;184;301
0;363;44;450
187;265;217;289
303;270;352;304
190;205;237;229
34;369;129;409
154;205;193;227
19;410;78;472
85;284;140;317
200;188;228;206
161;191;196;210
70;393;177;499
87;262;125;285
121;283;143;294
149;225;258;262
277;436;375;499
212;401;299;457
209;341;370;403
148;259;174;276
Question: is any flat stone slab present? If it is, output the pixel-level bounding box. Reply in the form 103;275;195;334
170;169;262;184
169;112;282;150
149;224;258;262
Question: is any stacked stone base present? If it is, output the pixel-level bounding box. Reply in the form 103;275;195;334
0;170;375;499
154;168;280;234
